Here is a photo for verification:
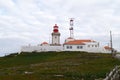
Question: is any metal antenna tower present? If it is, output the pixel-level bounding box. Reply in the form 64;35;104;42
69;18;74;38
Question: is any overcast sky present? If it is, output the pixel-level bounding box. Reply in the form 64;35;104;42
0;0;120;56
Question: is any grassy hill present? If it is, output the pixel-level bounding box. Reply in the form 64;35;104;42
0;51;120;80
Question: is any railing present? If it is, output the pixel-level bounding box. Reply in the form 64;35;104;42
104;66;120;80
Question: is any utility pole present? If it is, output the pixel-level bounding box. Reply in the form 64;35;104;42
110;31;113;56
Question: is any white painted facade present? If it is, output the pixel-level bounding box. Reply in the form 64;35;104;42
21;39;112;53
21;45;63;52
64;41;104;53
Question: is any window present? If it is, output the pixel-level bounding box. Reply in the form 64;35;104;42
67;46;69;49
92;45;94;47
95;45;97;47
88;45;90;47
77;46;83;49
66;46;72;49
70;46;72;49
80;46;83;49
77;46;79;49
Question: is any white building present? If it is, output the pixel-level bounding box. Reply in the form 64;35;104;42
63;38;112;53
21;20;114;53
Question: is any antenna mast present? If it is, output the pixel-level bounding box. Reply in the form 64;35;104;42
69;18;74;38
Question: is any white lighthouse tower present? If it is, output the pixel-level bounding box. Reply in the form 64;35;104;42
51;24;61;46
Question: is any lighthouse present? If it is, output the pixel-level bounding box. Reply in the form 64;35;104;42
51;24;61;46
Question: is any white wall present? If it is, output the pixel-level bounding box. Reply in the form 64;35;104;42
21;42;111;53
63;42;111;53
21;45;63;52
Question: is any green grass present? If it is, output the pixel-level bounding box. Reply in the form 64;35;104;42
0;51;120;80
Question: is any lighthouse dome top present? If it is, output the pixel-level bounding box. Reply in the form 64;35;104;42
54;24;58;28
53;24;59;33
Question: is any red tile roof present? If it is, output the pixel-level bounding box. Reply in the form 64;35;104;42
67;37;74;39
64;40;95;45
41;42;48;44
104;46;112;50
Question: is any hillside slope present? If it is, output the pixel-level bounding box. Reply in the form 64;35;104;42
0;52;120;80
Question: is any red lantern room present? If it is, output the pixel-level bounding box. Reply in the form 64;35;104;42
53;24;59;33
